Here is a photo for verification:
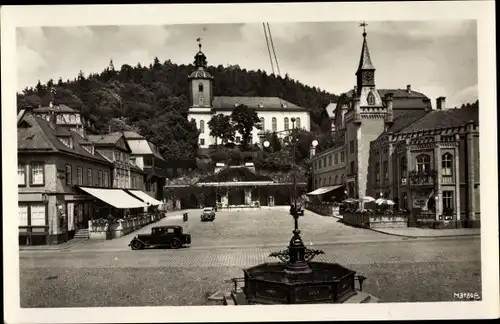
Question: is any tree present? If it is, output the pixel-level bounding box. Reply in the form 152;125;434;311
208;114;235;145
230;104;261;151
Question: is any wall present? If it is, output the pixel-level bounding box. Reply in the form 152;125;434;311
54;154;112;191
189;112;215;147
311;145;346;189
190;79;212;108
357;117;385;198
18;153;58;193
130;169;146;191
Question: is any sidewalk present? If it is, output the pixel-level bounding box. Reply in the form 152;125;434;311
19;238;88;251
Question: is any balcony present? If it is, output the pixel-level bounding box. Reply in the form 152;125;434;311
408;170;437;186
441;175;454;184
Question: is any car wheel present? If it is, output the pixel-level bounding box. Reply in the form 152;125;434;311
170;239;181;249
131;240;143;250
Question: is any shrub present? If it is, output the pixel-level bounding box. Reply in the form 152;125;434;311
209;150;229;162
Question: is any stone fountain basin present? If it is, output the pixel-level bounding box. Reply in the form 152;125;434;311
242;261;357;304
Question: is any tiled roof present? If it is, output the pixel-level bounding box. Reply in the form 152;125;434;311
382;110;431;135
212;96;307;111
357;35;375;70
18;114;111;164
121;131;145;139
345;88;429;109
33;104;79;113
86;134;123;145
399;107;479;133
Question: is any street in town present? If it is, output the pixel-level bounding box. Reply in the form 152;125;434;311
20;209;481;307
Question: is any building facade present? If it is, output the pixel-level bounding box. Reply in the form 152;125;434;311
186;43;311;148
309;28;480;227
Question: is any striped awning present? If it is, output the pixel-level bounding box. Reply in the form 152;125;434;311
127;190;163;206
307;185;343;196
79;187;148;209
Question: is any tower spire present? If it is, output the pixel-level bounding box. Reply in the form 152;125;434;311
357;21;375;71
197;37;202;52
194;37;207;68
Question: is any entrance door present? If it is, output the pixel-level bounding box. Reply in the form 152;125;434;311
228;189;245;206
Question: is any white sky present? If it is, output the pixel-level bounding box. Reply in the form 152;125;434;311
17;20;478;108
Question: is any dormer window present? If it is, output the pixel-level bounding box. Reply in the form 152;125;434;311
258;102;264;108
58;136;74;149
70;114;76;123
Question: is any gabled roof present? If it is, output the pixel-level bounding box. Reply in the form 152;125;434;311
18;114;111;164
212;96;307;111
33;104;79;113
399;106;479;133
86;134;124;145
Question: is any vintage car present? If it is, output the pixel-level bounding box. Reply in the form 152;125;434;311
129;225;191;250
200;207;216;222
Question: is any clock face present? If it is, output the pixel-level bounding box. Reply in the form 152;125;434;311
362;71;374;84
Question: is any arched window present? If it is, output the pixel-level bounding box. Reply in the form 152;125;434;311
328;176;332;185
295;117;301;129
69;114;76;123
272;117;277;132
260;117;265;130
442;153;453;175
284;117;289;130
400;156;407;178
199;120;205;134
341;174;345;183
322;178;326;186
334;175;338;184
416;154;431;172
198;83;204;92
367;92;375;105
375;162;380;183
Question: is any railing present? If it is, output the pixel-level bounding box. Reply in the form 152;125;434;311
305;202;340;216
19;225;50;245
441;175;453;184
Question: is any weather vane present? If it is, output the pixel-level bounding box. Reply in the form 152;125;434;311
359;21;368;35
196;37;202;51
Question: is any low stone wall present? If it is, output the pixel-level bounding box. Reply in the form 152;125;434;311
342;212;409;229
409;218;481;229
305;202;340;217
88;212;165;240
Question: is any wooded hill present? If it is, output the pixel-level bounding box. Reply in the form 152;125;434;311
17;58;338;161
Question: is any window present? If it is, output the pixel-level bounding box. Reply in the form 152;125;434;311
334;153;338;164
199;97;204;105
296;117;301;129
323;157;327;167
260;117;265;130
328;176;332;185
65;164;72;185
383;161;389;181
402;192;408;209
235;136;241;143
350;140;355;154
132;176;136;189
375;162;380;182
335;175;338;184
340;151;345;163
198;83;204;92
400;156;407;178
318;159;322;168
328;155;332;166
322;178;326;186
104;171;109;187
442;153;453;176
30;204;46;226
200;138;205;145
367;92;375;105
442;191;454;210
272;117;277;132
19;205;28;226
416;154;431;172
200;120;205;134
144;158;152;166
87;168;93;187
70;114;76;123
18;163;26;186
341;174;345;183
284;117;289;130
98;170;103;187
77;166;83;185
30;163;44;185
350;161;355;174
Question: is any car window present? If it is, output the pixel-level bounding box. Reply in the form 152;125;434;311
167;228;175;233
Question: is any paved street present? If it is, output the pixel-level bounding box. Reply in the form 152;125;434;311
19;209;482;307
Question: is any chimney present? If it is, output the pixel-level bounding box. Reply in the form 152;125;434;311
384;93;394;129
436;96;446;110
91;141;95;155
423;98;432;111
406;84;411;93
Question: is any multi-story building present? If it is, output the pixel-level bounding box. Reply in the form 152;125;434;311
18;108;113;244
309;28;480;227
186;42;311;148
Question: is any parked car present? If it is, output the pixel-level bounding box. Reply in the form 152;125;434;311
129;225;191;250
201;207;216;222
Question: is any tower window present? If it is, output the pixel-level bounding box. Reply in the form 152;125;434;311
198;83;204;92
199;97;204;105
416;154;431;172
367;92;375;105
199;120;205;133
284;117;289;130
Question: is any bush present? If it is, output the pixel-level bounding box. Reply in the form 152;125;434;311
209;150;229;162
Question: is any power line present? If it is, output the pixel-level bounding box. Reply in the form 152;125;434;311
266;23;281;77
263;22;275;75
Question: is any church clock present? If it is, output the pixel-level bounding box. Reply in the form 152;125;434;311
362;71;374;85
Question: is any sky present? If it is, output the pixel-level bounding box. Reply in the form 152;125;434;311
17;20;478;108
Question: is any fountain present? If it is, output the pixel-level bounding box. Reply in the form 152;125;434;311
222;206;379;305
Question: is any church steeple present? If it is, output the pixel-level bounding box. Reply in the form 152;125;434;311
194;37;207;68
188;37;214;108
355;22;376;90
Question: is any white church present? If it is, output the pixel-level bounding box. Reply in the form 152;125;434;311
186;43;311;149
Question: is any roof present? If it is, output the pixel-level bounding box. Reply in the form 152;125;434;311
381;110;430;136
125;138;165;161
188;69;213;79
86;134;123;145
129;161;146;173
399;106;479;133
357;34;375;71
212;96;307;111
120;131;145;139
307;185;344;196
33;104;79;113
18;113;111;164
345;88;430;109
325;103;336;119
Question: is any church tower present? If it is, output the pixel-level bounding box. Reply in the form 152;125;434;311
188;39;214;109
187;39;215;149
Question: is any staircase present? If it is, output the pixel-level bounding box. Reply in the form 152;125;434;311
74;229;89;239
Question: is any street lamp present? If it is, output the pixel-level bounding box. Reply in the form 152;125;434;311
263;140;270;148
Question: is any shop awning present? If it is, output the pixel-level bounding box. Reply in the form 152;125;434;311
307;185;343;196
79;187;149;209
127;190;163;206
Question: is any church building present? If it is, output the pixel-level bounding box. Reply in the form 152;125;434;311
186;42;311;149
